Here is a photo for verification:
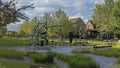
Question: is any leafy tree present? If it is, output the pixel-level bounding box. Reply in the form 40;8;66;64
112;0;120;33
0;26;7;37
18;17;39;36
43;13;55;38
0;0;33;27
53;8;76;39
92;0;114;32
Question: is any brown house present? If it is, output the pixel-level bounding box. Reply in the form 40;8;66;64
70;18;86;37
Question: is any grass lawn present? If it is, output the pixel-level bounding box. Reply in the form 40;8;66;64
0;37;27;46
0;48;24;60
0;60;59;68
55;53;99;68
72;45;120;68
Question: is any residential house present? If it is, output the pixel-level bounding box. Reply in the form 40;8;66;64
85;20;98;37
70;18;86;38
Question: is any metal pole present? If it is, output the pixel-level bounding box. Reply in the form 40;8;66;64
45;13;48;45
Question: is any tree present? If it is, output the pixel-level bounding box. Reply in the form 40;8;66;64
18;17;39;36
53;8;75;40
112;0;120;33
93;0;114;32
0;0;33;27
0;26;7;37
92;0;114;40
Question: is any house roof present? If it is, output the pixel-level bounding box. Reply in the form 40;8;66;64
70;18;81;23
87;20;96;28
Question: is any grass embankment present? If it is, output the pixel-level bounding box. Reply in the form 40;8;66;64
26;51;99;68
72;46;120;68
0;48;24;60
73;48;120;57
0;61;29;68
0;61;59;68
87;40;120;46
0;51;59;68
26;51;54;63
55;53;99;68
0;37;27;46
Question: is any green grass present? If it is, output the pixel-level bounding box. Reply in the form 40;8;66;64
72;48;120;58
0;48;24;60
87;40;119;46
0;37;27;46
72;47;120;68
0;61;29;68
0;60;59;68
26;51;54;63
55;53;99;68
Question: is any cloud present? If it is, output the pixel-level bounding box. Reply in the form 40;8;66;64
7;24;21;32
4;0;97;31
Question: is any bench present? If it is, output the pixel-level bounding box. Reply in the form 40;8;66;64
93;45;112;50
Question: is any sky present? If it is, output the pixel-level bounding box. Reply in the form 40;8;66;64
6;0;105;32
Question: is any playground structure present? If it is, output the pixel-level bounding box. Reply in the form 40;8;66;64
27;14;63;50
27;20;44;50
27;14;76;50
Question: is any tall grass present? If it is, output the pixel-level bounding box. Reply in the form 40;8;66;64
0;61;29;68
0;62;5;68
0;48;24;60
87;40;120;46
26;51;54;63
0;37;27;46
73;48;120;58
55;53;99;68
0;60;60;68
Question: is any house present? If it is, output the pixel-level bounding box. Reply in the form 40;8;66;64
70;18;86;38
85;20;98;37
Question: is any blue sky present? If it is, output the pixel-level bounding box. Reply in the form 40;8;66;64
6;0;105;31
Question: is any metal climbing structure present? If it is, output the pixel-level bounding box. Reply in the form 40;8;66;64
27;20;43;50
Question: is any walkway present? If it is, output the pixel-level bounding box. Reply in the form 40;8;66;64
50;46;117;68
84;54;117;68
1;46;118;68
